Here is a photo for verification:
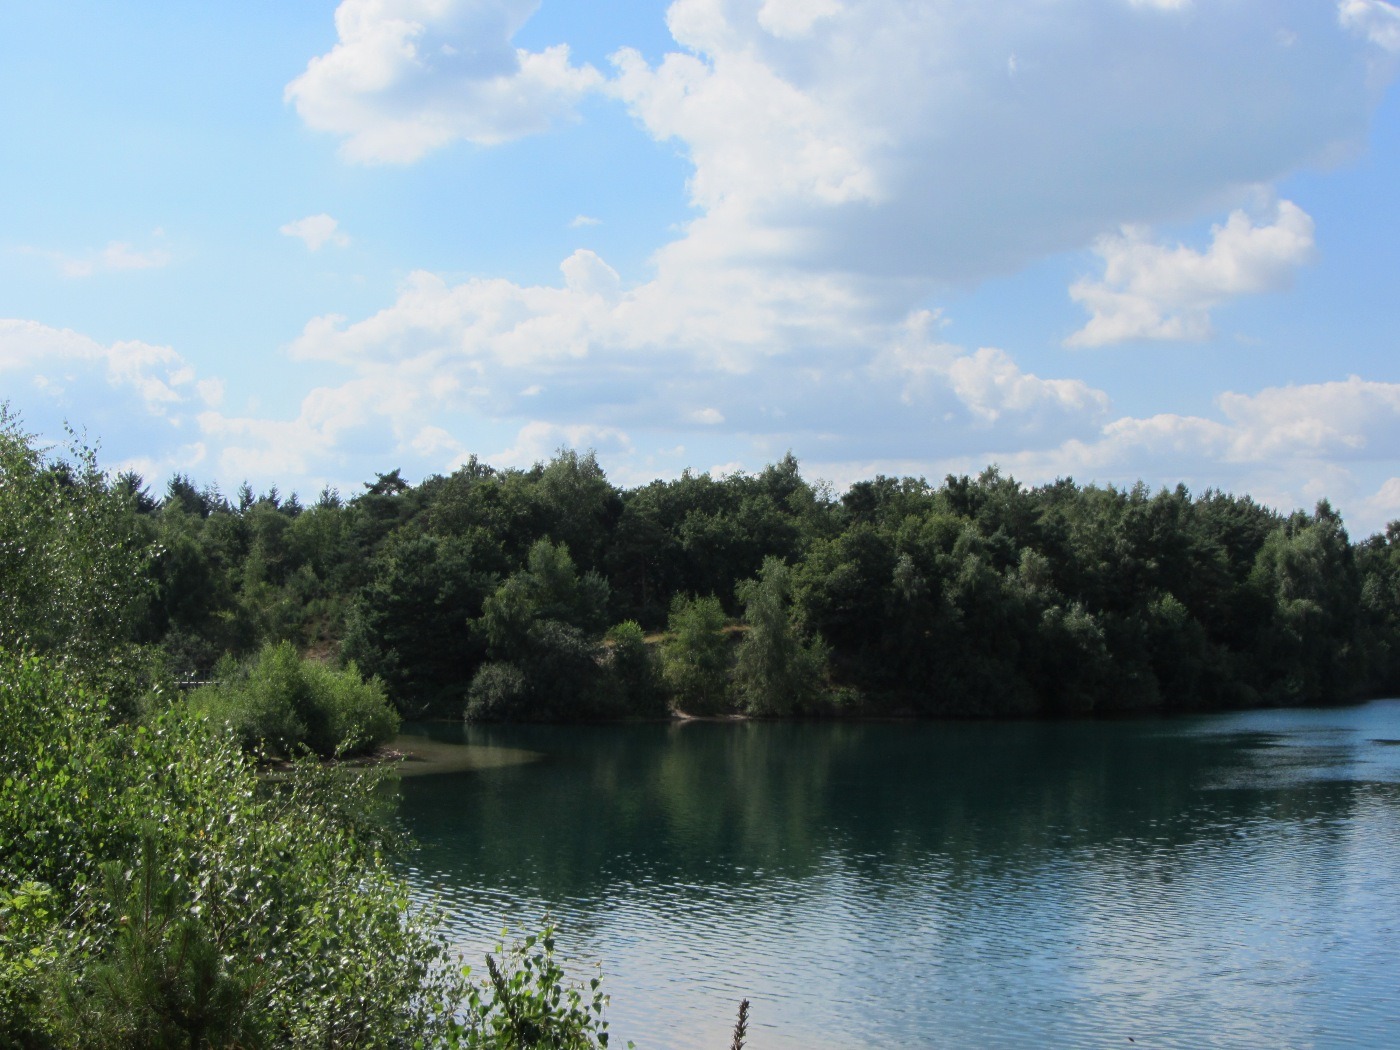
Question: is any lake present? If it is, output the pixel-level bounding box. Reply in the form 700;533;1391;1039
394;702;1400;1049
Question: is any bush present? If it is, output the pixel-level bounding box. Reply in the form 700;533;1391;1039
191;640;399;757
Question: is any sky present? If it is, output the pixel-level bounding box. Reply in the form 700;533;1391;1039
3;0;1400;534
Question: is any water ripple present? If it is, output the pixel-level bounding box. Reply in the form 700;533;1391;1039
399;702;1400;1049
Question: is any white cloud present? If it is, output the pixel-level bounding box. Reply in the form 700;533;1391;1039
409;424;463;457
492;421;634;468
286;0;603;163
953;377;1400;532
1362;477;1400;525
947;347;1109;425
280;214;351;251
757;0;843;40
607;0;1383;287
1339;0;1400;52
196;378;226;408
277;251;1110;488
196;377;409;480
1066;199;1316;346
1217;376;1400;458
569;214;602;228
0;319;194;415
19;0;1398;528
872;310;1110;432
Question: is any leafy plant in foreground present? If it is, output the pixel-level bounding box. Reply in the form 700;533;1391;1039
0;650;457;1048
451;924;625;1050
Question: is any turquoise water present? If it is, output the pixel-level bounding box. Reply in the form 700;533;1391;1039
396;703;1400;1049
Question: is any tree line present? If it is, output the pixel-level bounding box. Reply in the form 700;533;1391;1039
118;440;1400;720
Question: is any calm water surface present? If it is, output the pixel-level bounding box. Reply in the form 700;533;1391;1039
395;702;1400;1049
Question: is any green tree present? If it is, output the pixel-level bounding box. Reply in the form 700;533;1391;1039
1249;502;1363;704
733;558;829;715
344;528;502;716
0;406;157;701
0;652;458;1048
661;595;731;714
468;539;610;721
603;620;669;717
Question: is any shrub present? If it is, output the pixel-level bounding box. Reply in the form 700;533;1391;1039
191;640;399;757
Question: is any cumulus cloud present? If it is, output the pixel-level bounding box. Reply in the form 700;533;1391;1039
22;0;1395;523
1066;199;1316;346
955;376;1400;532
607;0;1381;286
757;0;843;39
1362;477;1400;526
277;249;1111;485
872;311;1110;434
0;319;194;415
286;0;602;163
280;214;351;251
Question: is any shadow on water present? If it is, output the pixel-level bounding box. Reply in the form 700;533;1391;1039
396;714;1397;897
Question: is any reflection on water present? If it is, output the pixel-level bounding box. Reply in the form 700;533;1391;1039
395;703;1400;1049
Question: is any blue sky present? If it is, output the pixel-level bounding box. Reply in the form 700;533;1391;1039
3;0;1400;533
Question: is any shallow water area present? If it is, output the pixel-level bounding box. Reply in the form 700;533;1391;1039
396;702;1400;1049
387;730;542;777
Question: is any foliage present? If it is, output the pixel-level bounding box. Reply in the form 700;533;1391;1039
11;398;1400;721
467;539;611;722
466;661;531;723
602;620;669;718
733;558;829;715
0;405;158;706
0;879;60;1045
661;595;733;715
449;924;624;1050
190;640;400;758
0;650;459;1049
343;528;501;717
